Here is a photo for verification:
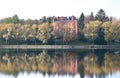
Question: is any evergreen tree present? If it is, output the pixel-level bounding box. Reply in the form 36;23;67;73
78;13;85;30
78;13;85;40
95;9;109;22
94;26;107;45
47;17;52;23
41;16;47;23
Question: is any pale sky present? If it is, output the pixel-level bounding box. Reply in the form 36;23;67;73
0;0;120;20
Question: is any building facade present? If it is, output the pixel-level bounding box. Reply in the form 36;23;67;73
51;16;78;41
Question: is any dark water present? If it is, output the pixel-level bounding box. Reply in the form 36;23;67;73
0;49;120;78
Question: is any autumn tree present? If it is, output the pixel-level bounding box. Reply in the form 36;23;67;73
37;23;53;44
62;25;71;43
19;24;31;43
10;24;22;44
103;21;120;43
0;24;15;44
83;21;102;42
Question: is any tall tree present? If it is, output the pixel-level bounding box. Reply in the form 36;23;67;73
78;13;85;30
12;15;19;24
41;16;47;23
37;23;53;44
95;9;109;22
47;17;52;23
94;26;107;45
83;21;101;42
78;13;85;40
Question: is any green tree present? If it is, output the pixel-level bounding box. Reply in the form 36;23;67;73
1;15;19;24
95;9;109;22
94;26;107;45
47;17;52;23
41;16;47;23
12;15;19;24
2;17;12;24
78;13;85;40
78;13;85;30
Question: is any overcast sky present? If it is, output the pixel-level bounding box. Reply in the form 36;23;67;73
0;0;120;19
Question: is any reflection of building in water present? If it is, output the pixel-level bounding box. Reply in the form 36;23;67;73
69;55;78;75
52;55;63;74
52;53;78;75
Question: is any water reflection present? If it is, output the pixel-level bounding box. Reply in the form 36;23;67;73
0;50;120;78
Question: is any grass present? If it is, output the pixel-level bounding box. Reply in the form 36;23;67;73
68;40;90;45
109;42;120;45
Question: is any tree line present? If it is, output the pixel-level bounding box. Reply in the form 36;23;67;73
0;9;120;45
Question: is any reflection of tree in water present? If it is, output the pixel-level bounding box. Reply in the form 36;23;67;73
0;50;120;77
37;50;52;73
82;50;120;77
78;62;85;78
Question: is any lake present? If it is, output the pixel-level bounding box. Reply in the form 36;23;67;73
0;49;120;78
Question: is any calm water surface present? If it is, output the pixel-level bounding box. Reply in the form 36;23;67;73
0;49;120;78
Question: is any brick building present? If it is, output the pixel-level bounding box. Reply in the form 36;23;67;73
51;16;78;41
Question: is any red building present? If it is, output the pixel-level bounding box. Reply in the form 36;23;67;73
51;16;78;41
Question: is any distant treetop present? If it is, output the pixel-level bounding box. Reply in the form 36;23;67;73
95;9;109;22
